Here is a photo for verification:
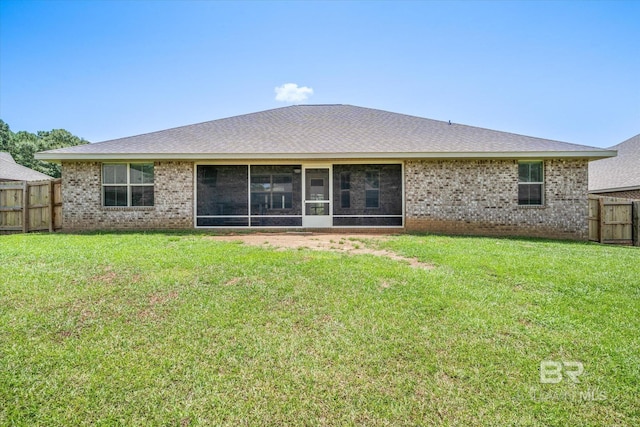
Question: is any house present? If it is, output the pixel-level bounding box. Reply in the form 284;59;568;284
589;134;640;200
35;105;615;239
0;152;54;182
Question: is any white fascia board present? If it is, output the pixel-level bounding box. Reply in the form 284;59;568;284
588;185;640;194
35;150;617;162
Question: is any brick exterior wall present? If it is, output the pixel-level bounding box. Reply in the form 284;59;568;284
61;158;589;239
61;161;193;230
404;159;589;240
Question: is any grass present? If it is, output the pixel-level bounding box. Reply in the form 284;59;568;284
0;232;638;426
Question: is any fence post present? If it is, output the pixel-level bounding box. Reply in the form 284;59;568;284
634;201;640;247
48;180;54;232
598;197;605;244
22;181;28;233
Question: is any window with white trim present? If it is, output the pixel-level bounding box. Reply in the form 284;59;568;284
340;172;351;208
365;170;380;208
251;173;293;212
518;161;543;206
102;163;154;207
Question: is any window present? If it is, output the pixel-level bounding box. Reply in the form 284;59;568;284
251;173;293;212
103;163;154;207
365;170;380;208
518;161;543;206
340;172;351;208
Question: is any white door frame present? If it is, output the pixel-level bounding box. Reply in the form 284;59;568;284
302;164;332;228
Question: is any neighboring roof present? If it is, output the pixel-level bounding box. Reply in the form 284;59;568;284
36;105;615;161
0;152;54;181
0;152;15;162
589;134;640;193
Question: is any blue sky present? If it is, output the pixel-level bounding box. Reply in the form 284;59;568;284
1;0;638;148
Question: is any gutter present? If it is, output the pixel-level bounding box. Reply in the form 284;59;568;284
588;185;640;194
35;150;617;162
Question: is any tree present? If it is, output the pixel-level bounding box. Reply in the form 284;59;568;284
0;119;14;154
12;131;40;169
35;129;89;177
0;119;89;178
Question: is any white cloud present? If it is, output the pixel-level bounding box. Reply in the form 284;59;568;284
274;83;314;103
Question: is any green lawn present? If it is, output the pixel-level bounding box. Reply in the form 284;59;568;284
0;233;638;426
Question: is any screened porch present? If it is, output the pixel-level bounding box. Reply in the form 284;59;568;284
195;163;403;228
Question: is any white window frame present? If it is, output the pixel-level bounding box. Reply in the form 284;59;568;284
251;173;294;211
518;161;544;206
102;163;154;207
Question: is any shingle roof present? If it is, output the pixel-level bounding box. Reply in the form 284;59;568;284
0;152;54;181
589;134;640;192
36;105;614;160
0;152;15;162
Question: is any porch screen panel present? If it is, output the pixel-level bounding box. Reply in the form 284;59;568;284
333;164;402;227
250;217;303;227
249;165;302;227
250;165;302;215
197;165;248;226
332;217;403;226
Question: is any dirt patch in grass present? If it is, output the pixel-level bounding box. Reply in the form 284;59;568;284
90;268;118;284
148;291;178;306
88;266;142;286
207;233;434;269
137;291;179;321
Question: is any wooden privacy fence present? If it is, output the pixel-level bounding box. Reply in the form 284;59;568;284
0;179;62;233
588;195;640;246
